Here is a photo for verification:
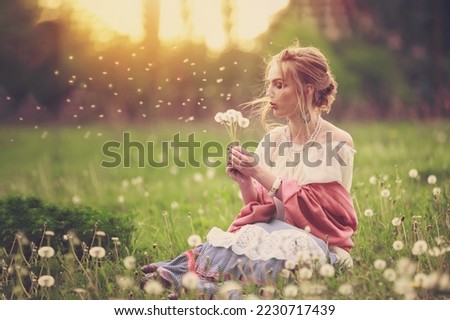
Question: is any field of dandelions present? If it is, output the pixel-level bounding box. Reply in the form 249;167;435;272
0;120;449;300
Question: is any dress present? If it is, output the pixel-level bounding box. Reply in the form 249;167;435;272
141;125;358;298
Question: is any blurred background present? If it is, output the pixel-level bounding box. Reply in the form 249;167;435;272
1;0;449;125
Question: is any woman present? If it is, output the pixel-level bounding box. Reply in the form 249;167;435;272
141;44;358;298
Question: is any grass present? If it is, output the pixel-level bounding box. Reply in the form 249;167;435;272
0;119;449;299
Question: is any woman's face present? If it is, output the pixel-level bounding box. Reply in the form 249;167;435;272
265;62;300;120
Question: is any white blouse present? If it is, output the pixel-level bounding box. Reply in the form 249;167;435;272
255;125;356;192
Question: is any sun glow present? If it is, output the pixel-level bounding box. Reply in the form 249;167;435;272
40;0;289;50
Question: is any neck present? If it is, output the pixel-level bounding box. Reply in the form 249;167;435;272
288;112;321;143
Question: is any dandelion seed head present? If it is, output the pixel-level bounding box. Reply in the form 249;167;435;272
116;276;134;289
338;283;353;296
38;246;55;259
369;176;377;185
297;267;313;280
374;259;387;270
427;175;437;185
393;240;404;251
319;263;335;278
364;209;374;217
391;217;402;227
170;201;179;210
383;268;397;282
89;246;106;259
144;280;164;296
414;273;429;289
408;169;418;179
117;195;125;204
432;187;441;197
95;231;106;237
396;257;416;276
187;234;202;247
284;260;296;270
123;256;137;270
394;278;414;296
38;275;55;288
283;284;299;298
279;268;291;279
411;240;428;256
44;231;55;237
181;272;198;290
381;188;390;198
193;173;204;183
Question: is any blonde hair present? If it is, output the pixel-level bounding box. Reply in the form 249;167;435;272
244;44;338;131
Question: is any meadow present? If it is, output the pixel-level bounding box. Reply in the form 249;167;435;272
0;119;449;300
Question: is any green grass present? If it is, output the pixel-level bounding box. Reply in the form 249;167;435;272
0;120;449;299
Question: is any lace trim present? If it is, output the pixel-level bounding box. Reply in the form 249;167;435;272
206;225;327;264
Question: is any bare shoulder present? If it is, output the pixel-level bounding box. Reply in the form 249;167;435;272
320;119;354;148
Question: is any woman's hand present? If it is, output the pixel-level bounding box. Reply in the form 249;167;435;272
229;146;261;179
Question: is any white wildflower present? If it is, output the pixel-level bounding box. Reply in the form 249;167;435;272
427;175;437;184
38;275;55;288
374;259;387;270
364;209;374;217
381;189;390;198
283;284;299;298
187;234;202;247
396;257;416;276
391;217;402;226
338;283;353;296
123;256;136;270
408;169;418;179
89;246;106;259
412;240;428;256
116;276;134;289
38;246;55;258
181;272;198;290
144;280;164;296
432;187;441;197
298;267;313;280
393;240;404;251
72;195;81;205
319;263;335;278
383;268;397;282
369;176;377;185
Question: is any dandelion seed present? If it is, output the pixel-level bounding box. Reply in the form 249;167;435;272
338;283;353;296
72;195;81;205
392;240;404;251
396;257;416;276
89;246;106;259
383;268;397;282
412;240;428;255
364;209;374;217
432;187;441;197
144;280;164;296
193;173;204;183
391;217;402;226
123;256;136;270
408;169;418;179
170;201;179;210
381;189;390;198
38;246;55;259
427;175;437;184
279;269;291;279
319;264;335;278
374;259;387;270
96;231;106;237
181;272;198;290
394;278;414;296
111;237;119;242
118;195;125;204
187;234;202;247
428;247;441;257
38;275;55;288
283;284;298;298
284;260;296;270
414;273;429;288
116;276;134;290
219;280;242;298
44;231;55;237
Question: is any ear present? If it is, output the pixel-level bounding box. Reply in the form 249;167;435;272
305;84;314;97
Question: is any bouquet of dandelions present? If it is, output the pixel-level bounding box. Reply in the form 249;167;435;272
214;109;249;167
214;109;249;142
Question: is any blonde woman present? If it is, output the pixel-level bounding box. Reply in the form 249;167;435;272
142;44;358;299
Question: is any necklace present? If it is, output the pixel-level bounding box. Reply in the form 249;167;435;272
289;116;322;144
